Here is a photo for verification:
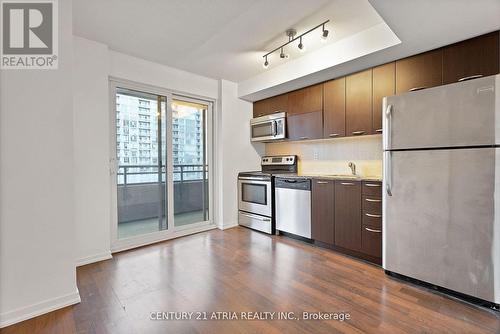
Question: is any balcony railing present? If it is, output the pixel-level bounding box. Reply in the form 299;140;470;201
117;164;208;223
117;164;207;186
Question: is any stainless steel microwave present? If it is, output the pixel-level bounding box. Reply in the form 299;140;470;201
250;112;286;142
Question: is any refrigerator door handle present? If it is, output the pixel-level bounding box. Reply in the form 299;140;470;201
385;151;393;196
384;104;393;150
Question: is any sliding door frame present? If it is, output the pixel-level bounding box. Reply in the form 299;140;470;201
109;77;216;252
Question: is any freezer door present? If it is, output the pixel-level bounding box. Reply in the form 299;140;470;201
383;74;499;150
383;148;500;304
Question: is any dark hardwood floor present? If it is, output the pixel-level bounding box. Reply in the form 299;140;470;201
2;227;499;333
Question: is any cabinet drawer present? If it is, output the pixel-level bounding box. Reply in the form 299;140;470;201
362;181;382;198
361;225;382;258
363;196;381;215
363;212;381;227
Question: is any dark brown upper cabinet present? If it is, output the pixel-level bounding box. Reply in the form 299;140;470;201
312;179;335;245
334;180;362;252
396;49;443;94
346;69;372;137
268;93;288;114
253;99;269;118
252;94;288;118
288;84;323;115
323;77;346;139
287;111;323;141
443;31;499;84
372;62;395;134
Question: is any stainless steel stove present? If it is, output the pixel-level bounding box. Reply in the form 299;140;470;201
237;155;297;234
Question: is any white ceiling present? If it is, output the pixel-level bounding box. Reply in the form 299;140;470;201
240;0;500;100
74;0;500;100
73;0;384;82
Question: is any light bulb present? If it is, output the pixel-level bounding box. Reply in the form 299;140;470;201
263;59;269;69
298;37;306;52
321;27;329;43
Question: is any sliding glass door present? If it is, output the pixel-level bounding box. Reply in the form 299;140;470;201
111;81;213;248
172;98;210;227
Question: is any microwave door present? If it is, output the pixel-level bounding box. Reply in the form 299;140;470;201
251;120;277;142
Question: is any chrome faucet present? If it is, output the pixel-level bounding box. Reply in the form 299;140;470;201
348;162;356;175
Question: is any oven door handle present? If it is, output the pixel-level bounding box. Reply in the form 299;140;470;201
239;212;271;222
272;120;277;136
238;176;270;181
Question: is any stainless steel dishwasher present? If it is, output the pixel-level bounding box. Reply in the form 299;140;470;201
275;177;311;238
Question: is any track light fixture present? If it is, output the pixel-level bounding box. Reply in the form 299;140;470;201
298;36;305;52
262;20;330;69
263;56;269;69
321;23;329;42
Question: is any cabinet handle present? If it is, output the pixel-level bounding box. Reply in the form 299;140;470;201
352;131;365;135
365;227;382;233
365;198;381;203
340;182;355;186
458;74;483;82
365;213;382;218
316;181;329;184
299;136;309;140
365;183;381;187
409;86;427;92
329;133;340;138
375;129;382;133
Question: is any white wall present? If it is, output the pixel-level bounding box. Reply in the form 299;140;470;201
0;0;80;327
73;39;228;261
73;37;112;265
217;80;263;229
109;51;218;99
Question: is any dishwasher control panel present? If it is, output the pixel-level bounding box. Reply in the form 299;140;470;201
274;177;311;191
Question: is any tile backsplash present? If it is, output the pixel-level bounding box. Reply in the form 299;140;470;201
266;135;383;177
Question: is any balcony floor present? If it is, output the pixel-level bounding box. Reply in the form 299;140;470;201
118;210;206;239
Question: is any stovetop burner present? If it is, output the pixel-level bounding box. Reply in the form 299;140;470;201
238;155;298;179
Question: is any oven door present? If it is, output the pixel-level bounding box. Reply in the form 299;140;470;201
238;178;272;217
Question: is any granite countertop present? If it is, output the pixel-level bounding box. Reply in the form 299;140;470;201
273;173;382;182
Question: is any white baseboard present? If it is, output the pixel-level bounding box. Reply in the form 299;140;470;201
0;289;81;328
220;222;238;230
76;250;112;267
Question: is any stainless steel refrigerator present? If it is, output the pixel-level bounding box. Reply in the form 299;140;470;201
382;74;500;308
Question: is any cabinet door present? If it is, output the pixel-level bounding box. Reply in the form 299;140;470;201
372;63;395;134
361;226;382;258
334;180;362;251
396;49;443;94
287;111;323;141
288;84;323;115
443;31;499;84
268;93;289;114
312;179;335;244
346;69;372;137
323;77;345;138
253;99;270;118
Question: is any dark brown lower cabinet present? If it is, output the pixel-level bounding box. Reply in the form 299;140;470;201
361;226;382;258
334;180;362;252
311;178;382;264
311;179;335;244
287;111;323;141
361;181;382;260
